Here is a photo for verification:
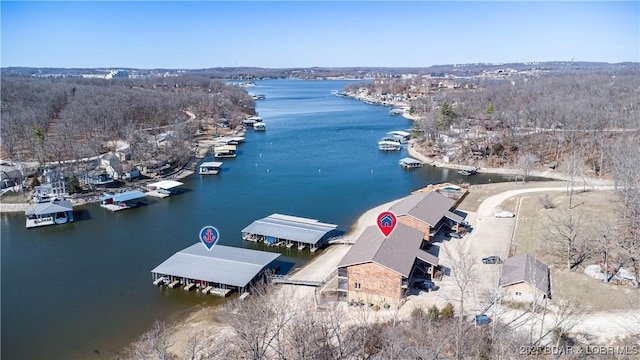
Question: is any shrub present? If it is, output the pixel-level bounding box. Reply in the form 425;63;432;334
441;302;455;319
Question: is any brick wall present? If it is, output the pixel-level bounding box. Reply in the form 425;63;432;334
347;262;403;303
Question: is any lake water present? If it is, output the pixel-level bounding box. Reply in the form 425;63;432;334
1;79;516;359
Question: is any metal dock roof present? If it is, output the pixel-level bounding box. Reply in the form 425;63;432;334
151;244;281;288
200;161;223;168
146;180;184;190
25;199;73;216
100;191;147;202
241;213;338;245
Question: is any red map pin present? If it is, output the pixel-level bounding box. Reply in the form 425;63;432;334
377;211;397;237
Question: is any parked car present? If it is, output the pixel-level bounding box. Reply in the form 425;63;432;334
482;256;502;264
475;314;490;325
414;280;435;291
448;231;464;239
495;210;515;218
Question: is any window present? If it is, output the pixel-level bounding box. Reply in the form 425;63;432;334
354;282;361;290
515;292;522;296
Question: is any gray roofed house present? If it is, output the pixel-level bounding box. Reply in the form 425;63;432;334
337;222;439;305
242;214;339;250
151;244;281;291
500;253;550;302
390;191;464;239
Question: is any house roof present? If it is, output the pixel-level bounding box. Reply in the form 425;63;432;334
338;223;438;277
390;191;463;227
500;253;550;296
241;213;338;245
25;200;73;216
151;244;280;288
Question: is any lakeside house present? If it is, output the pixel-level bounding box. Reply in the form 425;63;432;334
389;191;464;241
337;223;439;307
500;253;551;303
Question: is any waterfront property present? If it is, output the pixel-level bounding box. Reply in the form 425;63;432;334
399;157;423;169
151;243;281;296
389;191;464;240
100;191;147;211
213;144;237;158
242;213;340;252
146;180;184;198
500;253;551;303
337;223;439;306
25;199;75;228
199;161;223;175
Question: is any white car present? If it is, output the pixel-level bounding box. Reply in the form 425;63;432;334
495;210;515;218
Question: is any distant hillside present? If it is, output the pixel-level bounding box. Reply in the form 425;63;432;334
3;61;638;80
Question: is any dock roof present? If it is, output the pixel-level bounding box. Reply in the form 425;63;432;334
100;191;147;202
147;180;183;190
151;244;280;288
399;157;423;165
200;161;223;168
241;213;338;245
338;223;438;277
25;199;73;216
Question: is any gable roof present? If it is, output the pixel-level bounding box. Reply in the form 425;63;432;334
151;244;280;288
390;191;463;226
25;199;73;216
242;213;338;245
338;223;438;277
500;253;550;296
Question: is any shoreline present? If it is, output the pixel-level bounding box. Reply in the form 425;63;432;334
0;128;247;213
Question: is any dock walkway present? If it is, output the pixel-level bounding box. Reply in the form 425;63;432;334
271;274;323;287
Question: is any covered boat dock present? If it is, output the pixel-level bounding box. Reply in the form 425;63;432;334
100;191;147;212
146;180;184;198
399;157;424;169
151;243;281;296
199;161;223;175
25;199;75;228
242;213;340;252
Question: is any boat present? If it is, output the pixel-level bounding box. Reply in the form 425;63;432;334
389;108;404;116
457;167;478;176
251;94;266;100
199;161;223;175
378;140;401;151
331;90;349;97
25;199;75;228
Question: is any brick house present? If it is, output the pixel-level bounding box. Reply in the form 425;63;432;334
389;191;464;240
500;253;550;303
337;223;439;307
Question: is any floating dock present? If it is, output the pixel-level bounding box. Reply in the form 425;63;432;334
100;191;147;212
399;157;424;169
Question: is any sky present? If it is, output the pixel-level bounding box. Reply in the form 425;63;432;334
1;1;639;69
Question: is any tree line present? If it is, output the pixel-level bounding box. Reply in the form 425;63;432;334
1;75;256;173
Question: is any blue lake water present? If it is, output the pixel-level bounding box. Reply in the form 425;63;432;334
1;79;515;359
